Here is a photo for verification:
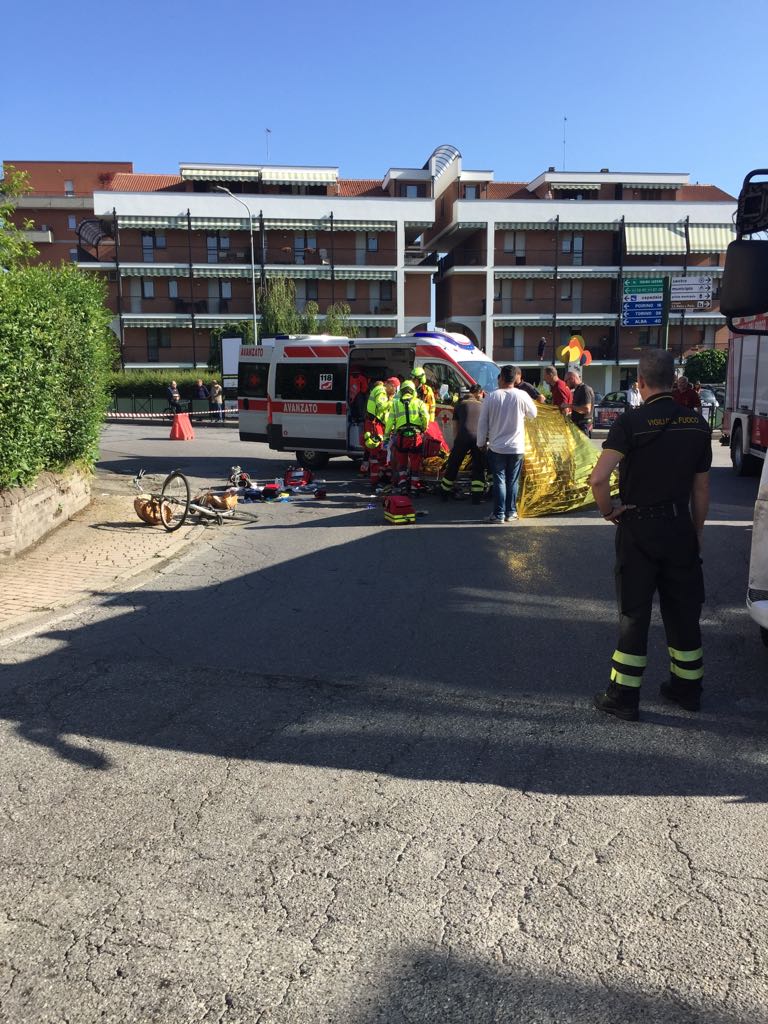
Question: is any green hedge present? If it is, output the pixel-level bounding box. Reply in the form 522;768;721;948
0;265;115;488
107;369;222;398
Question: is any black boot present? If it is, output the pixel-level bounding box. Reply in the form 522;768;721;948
660;677;702;712
593;681;640;721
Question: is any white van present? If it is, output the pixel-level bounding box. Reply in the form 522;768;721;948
238;330;499;468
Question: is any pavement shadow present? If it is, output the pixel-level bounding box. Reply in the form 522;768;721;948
340;946;751;1023
1;505;766;802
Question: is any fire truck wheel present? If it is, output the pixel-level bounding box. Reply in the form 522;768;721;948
730;424;761;477
296;450;330;470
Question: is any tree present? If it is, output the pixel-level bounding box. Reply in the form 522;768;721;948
300;300;320;334
0;165;37;270
684;349;727;384
323;301;358;338
259;278;300;337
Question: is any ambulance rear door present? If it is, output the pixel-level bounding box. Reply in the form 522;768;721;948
238;345;272;442
268;342;348;454
416;346;475;447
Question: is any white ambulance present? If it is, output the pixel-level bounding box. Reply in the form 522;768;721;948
238;330;500;468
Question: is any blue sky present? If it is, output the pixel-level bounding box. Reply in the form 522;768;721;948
2;0;765;197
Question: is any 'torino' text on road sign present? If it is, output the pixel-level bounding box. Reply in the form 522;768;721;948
622;277;665;327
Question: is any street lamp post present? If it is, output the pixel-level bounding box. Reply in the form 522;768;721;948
216;185;258;345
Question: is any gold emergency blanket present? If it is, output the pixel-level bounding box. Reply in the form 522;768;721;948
517;405;603;518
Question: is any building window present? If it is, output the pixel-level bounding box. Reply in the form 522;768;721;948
221;280;232;300
503;231;526;263
561;233;584;266
67;215;77;231
294;233;317;264
168;279;178;299
464;185;478;200
141;278;155;299
561;280;572;300
380;281;393;303
346;281;357;301
147;328;171;362
207;234;230;263
306;280;318;302
524;280;534;301
367;234;378;252
501;328;525;358
638;328;662;347
402;184;419;198
64;179;74;196
68;248;78;263
142;232;154;263
155;233;166;250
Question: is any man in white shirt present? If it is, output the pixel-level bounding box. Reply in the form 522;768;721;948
626;380;642;408
477;364;538;523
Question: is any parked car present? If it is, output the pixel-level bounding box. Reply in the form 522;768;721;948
593;391;628;428
698;387;723;429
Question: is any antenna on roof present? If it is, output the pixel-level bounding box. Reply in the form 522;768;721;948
265;128;271;163
562;116;567;171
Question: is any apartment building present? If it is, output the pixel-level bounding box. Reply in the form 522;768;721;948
6;160;133;265
5;150;736;387
423;148;735;393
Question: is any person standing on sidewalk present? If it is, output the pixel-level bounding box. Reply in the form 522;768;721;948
210;380;224;423
565;368;595;436
590;349;711;722
544;366;572;413
477;365;537;523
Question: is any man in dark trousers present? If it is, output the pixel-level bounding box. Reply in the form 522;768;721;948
440;384;485;503
590;349;710;721
565;368;595;436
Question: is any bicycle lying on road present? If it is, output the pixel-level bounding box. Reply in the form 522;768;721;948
132;469;259;532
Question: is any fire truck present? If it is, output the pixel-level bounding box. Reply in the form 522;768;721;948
720;169;768;646
237;330;500;468
722;316;768;476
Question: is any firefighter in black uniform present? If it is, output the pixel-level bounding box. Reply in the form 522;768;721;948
590;349;711;721
440;384;486;503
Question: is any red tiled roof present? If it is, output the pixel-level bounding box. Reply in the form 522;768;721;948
678;184;735;202
108;173;185;192
336;179;386;197
487;182;530;199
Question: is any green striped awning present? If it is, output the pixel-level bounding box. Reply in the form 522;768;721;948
552;183;601;191
122;315;191;328
348;316;398;328
494;268;557;279
192;265;255;278
261;168;337;184
625;223;687;255
332;221;396;232
118;216;184;229
334;268;397;280
265;266;333;279
688;224;735;253
558;269;619;279
622;181;682;190
195;314;254;327
496;221;618;231
181;166;262;181
191;217;250;231
494;267;619;279
120;264;189;277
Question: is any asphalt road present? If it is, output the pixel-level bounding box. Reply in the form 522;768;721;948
1;424;766;1023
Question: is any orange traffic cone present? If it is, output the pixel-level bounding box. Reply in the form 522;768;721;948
182;413;195;440
170;414;185;440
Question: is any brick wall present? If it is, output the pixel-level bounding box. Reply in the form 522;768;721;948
0;469;91;559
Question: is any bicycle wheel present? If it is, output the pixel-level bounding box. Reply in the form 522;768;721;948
160;470;191;532
228;508;260;524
